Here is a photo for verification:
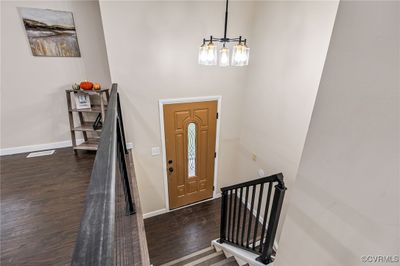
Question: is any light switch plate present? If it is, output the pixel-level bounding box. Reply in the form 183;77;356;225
151;147;161;156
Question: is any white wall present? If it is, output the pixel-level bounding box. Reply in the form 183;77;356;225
276;1;400;265
99;1;255;213
0;0;111;151
235;1;338;238
99;1;340;215
238;0;338;190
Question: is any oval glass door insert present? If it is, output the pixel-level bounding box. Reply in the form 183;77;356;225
187;122;196;177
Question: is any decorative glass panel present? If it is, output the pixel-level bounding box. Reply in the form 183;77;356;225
187;123;196;177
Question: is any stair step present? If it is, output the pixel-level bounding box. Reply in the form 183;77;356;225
210;256;238;266
160;247;215;266
186;251;225;266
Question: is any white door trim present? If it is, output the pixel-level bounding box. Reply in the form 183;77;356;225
158;96;222;211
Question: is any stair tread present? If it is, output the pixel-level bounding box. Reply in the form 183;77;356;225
160;247;215;266
187;251;225;266
210;256;238;266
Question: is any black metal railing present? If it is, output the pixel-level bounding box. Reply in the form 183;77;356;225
71;83;135;266
219;173;286;264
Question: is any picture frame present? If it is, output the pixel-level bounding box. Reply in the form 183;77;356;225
19;7;81;57
74;93;91;109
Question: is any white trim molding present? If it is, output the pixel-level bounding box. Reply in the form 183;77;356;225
0;140;134;156
0;139;83;156
143;193;222;219
143;208;168;219
158;96;223;211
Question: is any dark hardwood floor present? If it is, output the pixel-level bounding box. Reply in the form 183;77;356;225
1;147;260;266
144;199;221;265
144;195;264;266
0;148;95;266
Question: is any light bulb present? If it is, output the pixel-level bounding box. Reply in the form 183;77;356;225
232;43;250;66
205;43;217;65
242;45;250;66
198;45;208;65
219;46;230;67
198;42;217;65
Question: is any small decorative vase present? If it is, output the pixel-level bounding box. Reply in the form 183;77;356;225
72;83;80;90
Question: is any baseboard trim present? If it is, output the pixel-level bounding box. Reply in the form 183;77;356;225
0;140;134;156
143;208;168;219
0;139;83;156
143;193;221;219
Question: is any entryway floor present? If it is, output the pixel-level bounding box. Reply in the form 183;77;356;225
0;147;143;265
144;199;221;265
0;148;95;265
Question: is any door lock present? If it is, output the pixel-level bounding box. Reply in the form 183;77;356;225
168;167;174;173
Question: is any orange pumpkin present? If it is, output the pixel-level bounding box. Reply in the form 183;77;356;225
93;83;101;90
80;81;93;90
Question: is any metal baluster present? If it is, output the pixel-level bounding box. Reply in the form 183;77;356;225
246;185;256;248
241;186;249;246
257;183;286;264
232;188;238;243
259;182;272;253
252;183;264;250
117;93;128;154
228;190;233;241
117;118;135;215
219;190;228;243
235;187;243;244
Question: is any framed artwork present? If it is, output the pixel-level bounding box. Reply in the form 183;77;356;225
19;7;81;57
74;93;91;110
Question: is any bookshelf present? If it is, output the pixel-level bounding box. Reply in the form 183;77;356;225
65;88;110;152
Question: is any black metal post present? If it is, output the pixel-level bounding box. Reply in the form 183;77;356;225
218;190;228;243
252;183;264;250
232;188;238;243
259;183;273;253
256;184;286;264
117;118;135;215
223;0;229;41
235;187;243;244
246;185;256;248
117;93;128;154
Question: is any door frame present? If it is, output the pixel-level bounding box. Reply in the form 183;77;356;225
159;96;222;211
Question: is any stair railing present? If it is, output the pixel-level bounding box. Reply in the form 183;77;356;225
219;173;286;264
71;83;135;265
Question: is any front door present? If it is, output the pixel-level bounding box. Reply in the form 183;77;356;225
163;101;217;209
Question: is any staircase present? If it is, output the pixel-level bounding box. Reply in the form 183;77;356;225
160;246;244;266
159;173;286;266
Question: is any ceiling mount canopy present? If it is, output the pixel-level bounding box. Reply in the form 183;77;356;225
198;0;249;67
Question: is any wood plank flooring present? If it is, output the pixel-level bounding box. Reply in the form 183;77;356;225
144;199;221;266
144;195;264;266
0;148;95;266
1;146;261;266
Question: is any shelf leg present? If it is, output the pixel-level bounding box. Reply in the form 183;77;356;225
100;94;105;123
66;91;77;154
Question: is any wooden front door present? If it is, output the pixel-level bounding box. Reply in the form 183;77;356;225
164;101;218;209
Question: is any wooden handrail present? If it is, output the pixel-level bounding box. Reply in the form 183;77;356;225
71;83;135;265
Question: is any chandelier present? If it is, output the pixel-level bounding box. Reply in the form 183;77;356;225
198;0;249;67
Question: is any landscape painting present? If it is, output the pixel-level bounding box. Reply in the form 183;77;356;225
19;7;81;57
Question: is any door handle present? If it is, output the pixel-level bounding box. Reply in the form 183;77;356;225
168;167;174;173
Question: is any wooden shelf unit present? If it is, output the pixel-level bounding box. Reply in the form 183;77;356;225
66;89;110;152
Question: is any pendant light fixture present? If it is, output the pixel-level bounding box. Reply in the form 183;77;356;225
198;0;249;67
